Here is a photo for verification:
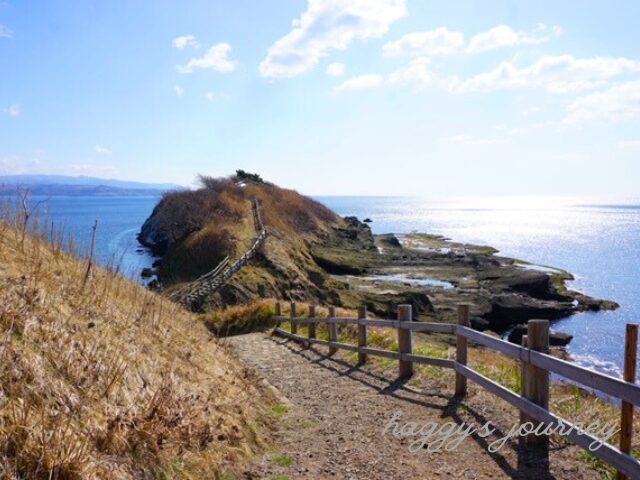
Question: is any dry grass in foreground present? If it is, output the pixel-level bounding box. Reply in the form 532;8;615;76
0;218;268;479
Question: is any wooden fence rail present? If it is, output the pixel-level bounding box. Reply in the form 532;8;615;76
171;200;266;308
272;301;640;479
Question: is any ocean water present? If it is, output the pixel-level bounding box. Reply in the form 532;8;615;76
21;195;639;377
24;196;159;280
317;196;640;378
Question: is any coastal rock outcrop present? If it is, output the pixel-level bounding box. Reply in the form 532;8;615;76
138;174;618;338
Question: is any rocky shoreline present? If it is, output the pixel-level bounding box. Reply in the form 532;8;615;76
309;217;618;345
136;180;619;346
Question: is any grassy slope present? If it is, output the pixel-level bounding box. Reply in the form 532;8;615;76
0;221;268;479
152;177;345;305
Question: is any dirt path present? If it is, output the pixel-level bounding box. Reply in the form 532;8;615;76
226;333;600;479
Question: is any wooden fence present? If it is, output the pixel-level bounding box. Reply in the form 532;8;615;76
170;200;266;308
272;302;640;479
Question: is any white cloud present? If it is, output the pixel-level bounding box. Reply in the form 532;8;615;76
259;0;407;79
205;91;215;101
452;55;640;94
466;24;553;54
69;163;118;177
0;155;43;174
95;145;112;155
173;35;199;50
388;57;433;85
382;23;561;58
176;43;236;74
326;62;346;76
174;85;184;96
3;104;20;117
616;139;640;150
564;81;640;123
446;134;509;146
0;24;12;39
333;74;385;93
522;106;542;117
383;27;464;57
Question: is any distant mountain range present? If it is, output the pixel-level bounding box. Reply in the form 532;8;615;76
0;175;184;196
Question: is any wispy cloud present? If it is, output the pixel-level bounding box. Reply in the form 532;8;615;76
3;104;20;117
466;24;557;54
176;43;236;74
446;134;509;146
95;145;112;155
388;57;433;85
259;0;407;79
205;91;215;101
69;162;118;176
451;55;640;94
333;74;385;93
0;155;42;174
382;23;560;57
326;62;345;77
172;34;199;50
616;139;640;149
383;27;464;57
564;81;640;123
0;24;12;39
174;85;184;97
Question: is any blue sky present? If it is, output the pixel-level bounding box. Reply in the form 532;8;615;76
1;0;639;197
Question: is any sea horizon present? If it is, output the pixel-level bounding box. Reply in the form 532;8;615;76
19;193;638;381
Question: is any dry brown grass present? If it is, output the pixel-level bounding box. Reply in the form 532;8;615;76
202;299;277;337
0;217;268;479
244;183;340;239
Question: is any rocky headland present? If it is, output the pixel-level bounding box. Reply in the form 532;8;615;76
138;173;618;344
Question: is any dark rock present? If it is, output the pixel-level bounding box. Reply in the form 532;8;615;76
362;291;434;319
573;293;620;311
508;324;573;346
550;331;574;346
481;269;569;301
141;267;154;279
471;317;491;330
484;293;575;328
377;234;402;248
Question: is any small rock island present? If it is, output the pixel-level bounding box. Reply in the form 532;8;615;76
138;172;618;344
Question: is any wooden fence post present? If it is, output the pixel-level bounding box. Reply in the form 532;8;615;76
358;305;368;364
273;302;282;333
455;304;470;396
520;334;531;425
290;302;297;335
328;306;338;355
398;304;414;379
618;323;638;480
525;319;550;447
308;305;317;342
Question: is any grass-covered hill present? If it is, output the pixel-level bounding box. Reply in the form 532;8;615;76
0;215;268;478
138;172;364;308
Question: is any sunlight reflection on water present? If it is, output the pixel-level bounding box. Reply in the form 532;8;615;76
317;196;640;378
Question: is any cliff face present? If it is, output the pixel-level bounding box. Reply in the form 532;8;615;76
139;174;617;332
